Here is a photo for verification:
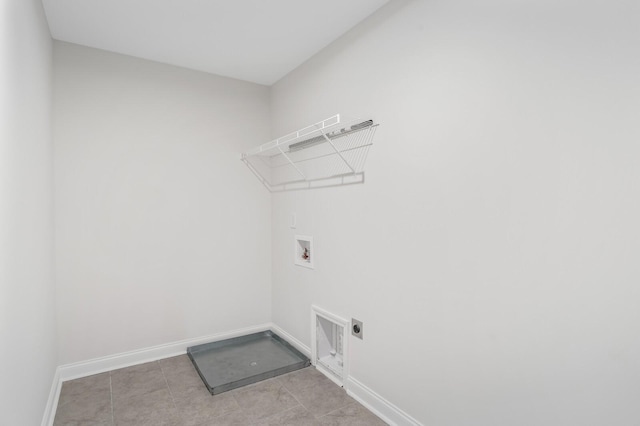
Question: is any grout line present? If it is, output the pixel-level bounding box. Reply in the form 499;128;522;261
285;370;357;420
230;391;241;411
279;367;318;395
316;401;358;420
278;379;310;417
158;360;178;410
109;372;115;426
285;388;305;410
262;404;305;421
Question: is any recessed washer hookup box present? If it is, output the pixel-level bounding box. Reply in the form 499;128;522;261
187;330;310;395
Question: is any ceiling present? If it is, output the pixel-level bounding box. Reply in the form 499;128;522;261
42;0;389;86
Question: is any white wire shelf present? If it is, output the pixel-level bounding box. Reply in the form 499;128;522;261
241;114;378;192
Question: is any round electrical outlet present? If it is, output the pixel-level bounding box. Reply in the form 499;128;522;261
351;319;363;339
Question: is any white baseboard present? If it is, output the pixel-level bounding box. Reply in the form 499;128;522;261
41;323;420;426
41;367;62;426
270;322;311;357
346;376;423;426
41;323;272;426
58;323;272;381
270;322;421;426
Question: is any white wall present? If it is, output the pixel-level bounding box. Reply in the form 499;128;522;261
53;42;272;364
0;0;56;424
270;1;640;425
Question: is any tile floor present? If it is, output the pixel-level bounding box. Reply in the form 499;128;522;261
53;355;387;425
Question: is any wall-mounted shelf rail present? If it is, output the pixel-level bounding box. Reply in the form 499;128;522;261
241;114;378;192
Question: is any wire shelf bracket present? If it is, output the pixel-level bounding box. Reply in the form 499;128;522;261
241;114;378;192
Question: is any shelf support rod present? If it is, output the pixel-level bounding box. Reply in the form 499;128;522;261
242;159;273;192
278;146;307;180
320;132;355;174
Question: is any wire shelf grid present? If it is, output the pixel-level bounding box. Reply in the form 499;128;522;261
241;114;378;192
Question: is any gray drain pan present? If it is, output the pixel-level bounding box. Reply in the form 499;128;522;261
187;330;310;395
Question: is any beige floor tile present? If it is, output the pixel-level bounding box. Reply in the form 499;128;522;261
253;405;320;426
232;378;299;421
206;408;252;425
172;385;240;426
278;366;331;394
159;354;198;378
294;377;354;417
54;372;112;426
111;361;167;400
53;355;386;426
57;372;111;407
112;387;178;426
163;364;203;393
53;397;112;426
317;402;388;425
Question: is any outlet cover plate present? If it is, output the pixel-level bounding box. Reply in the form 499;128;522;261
352;318;363;339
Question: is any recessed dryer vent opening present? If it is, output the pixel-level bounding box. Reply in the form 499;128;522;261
187;331;310;395
311;305;349;386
